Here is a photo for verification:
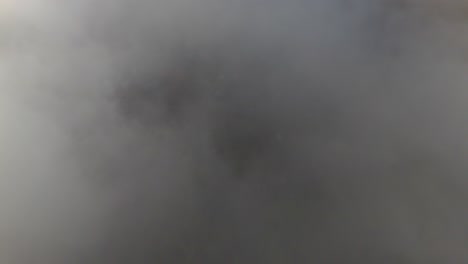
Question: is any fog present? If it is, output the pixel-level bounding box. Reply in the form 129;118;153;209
1;0;468;263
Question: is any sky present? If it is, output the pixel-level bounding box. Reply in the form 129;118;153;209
1;0;468;263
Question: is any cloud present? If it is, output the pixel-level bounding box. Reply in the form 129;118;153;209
1;0;468;263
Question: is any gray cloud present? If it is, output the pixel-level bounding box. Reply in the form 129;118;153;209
1;0;468;263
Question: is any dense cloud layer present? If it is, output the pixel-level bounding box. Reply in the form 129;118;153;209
1;0;468;263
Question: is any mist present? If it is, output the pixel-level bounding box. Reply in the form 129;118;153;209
1;0;468;263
